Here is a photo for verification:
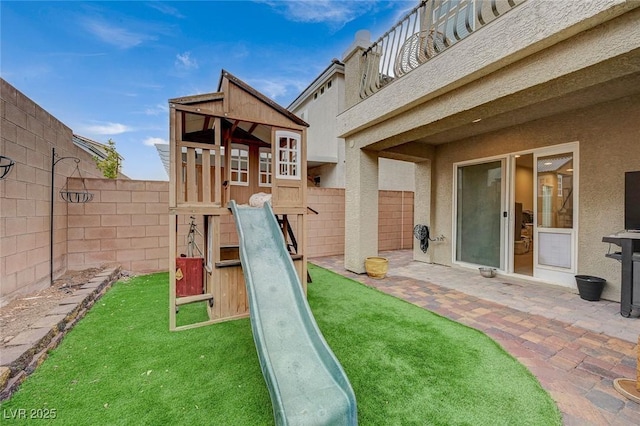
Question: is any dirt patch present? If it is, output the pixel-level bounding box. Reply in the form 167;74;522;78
0;267;105;343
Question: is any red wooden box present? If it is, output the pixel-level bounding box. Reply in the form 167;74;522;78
175;257;204;297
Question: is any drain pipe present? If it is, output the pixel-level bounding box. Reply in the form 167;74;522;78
50;148;80;284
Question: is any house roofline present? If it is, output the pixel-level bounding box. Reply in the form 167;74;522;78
72;134;123;161
288;59;344;111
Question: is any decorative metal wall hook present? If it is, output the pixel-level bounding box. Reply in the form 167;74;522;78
50;147;94;285
0;155;15;179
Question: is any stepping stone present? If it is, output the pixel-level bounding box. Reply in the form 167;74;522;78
30;314;67;330
80;281;102;289
46;304;78;317
0;345;32;367
59;295;87;305
5;328;52;347
73;288;95;296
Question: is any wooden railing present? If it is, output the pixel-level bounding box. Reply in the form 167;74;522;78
360;0;526;100
178;141;223;206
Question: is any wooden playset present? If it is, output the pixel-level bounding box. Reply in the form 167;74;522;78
168;70;309;331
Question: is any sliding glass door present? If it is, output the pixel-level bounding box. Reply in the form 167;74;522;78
454;143;577;285
455;160;504;268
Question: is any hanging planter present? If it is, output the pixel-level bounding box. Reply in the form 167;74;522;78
0;155;15;179
60;189;94;203
59;162;94;203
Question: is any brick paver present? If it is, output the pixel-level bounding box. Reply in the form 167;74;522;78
312;250;639;426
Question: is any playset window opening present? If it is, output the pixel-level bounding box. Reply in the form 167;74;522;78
230;144;249;186
259;148;272;187
276;131;300;180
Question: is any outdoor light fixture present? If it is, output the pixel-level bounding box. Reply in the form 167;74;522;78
0;155;15;179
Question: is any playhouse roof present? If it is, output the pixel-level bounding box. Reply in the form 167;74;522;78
169;70;308;130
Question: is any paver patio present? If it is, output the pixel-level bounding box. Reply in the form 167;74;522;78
312;250;639;425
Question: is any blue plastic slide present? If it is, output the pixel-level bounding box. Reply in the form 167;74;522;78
229;200;357;426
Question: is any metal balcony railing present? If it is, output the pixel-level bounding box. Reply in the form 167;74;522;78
360;0;526;100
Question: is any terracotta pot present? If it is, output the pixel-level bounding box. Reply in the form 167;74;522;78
365;257;388;279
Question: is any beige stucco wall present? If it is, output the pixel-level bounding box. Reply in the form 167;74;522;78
379;158;415;191
339;1;638;143
426;94;640;301
297;70;415;191
302;74;344;165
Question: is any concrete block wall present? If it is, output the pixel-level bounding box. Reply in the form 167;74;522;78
307;188;345;257
66;178;170;272
379;190;414;251
65;183;414;271
1;79;103;305
307;187;413;257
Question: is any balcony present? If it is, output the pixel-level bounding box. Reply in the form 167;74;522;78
360;0;526;100
360;0;526;99
340;0;638;149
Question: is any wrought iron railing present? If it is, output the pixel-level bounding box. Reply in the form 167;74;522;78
360;0;525;99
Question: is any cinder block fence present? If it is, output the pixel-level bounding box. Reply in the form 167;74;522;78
66;178;413;272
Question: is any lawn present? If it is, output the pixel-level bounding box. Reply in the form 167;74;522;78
1;265;560;425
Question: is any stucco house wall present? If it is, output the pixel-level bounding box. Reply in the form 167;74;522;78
289;62;415;191
428;94;640;301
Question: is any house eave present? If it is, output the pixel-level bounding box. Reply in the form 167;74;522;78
288;59;344;111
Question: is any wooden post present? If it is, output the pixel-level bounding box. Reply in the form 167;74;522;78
202;149;211;203
169;214;177;330
214;118;222;205
186;148;197;202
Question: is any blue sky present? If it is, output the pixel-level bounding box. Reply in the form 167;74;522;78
1;1;415;180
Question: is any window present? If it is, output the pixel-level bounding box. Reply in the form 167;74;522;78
230;144;249;185
536;153;573;229
259;148;272;187
276;131;300;180
327;80;332;89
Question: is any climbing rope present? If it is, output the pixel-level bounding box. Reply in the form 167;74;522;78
413;224;434;253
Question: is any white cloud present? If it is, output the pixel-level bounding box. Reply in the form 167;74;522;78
144;103;169;116
143;137;168;147
147;3;185;19
250;79;289;100
83;122;132;135
175;52;198;70
260;0;377;26
247;76;308;103
81;18;156;49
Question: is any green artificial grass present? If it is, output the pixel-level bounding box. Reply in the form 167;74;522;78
307;264;561;426
1;267;560;425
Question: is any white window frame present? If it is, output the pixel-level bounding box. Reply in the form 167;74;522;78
230;144;249;186
259;147;272;187
275;131;301;180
